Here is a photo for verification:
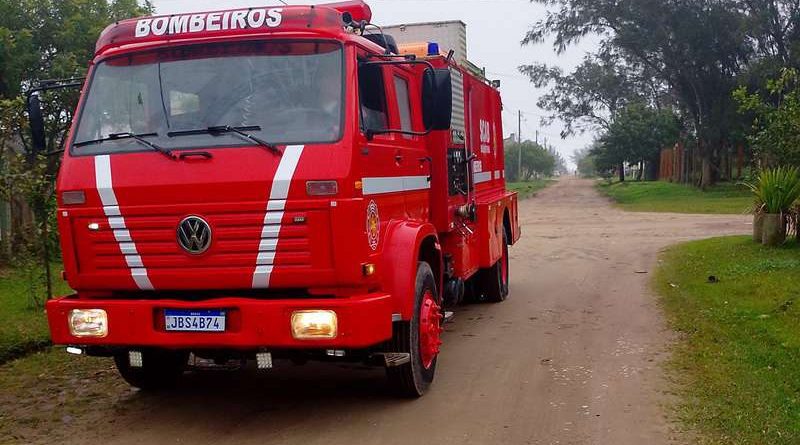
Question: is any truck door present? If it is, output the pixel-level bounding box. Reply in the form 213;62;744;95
357;60;429;222
385;69;430;222
357;60;408;230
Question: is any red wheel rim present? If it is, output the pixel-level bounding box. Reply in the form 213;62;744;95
419;290;443;369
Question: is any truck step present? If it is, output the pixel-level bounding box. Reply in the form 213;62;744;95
371;352;411;367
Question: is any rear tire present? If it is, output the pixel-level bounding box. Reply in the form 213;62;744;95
483;230;510;303
386;262;442;398
114;349;189;390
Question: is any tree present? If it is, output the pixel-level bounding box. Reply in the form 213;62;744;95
505;141;558;181
523;0;753;188
737;0;800;71
596;102;681;181
572;147;597;177
734;68;800;167
0;0;152;298
520;47;666;182
548;146;569;175
520;50;641;136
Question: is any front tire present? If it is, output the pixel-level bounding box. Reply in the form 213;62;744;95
386;262;442;398
114;349;189;390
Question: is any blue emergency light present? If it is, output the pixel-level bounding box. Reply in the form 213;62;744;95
427;42;440;56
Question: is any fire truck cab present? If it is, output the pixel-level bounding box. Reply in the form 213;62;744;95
42;0;520;397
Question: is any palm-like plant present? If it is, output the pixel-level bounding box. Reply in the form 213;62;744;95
745;166;800;245
745;166;800;214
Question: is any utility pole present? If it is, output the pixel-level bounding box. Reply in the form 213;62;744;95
535;130;539;145
518;110;522;181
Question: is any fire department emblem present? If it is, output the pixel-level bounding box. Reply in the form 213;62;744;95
366;200;380;251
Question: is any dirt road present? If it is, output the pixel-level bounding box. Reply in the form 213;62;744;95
4;178;750;445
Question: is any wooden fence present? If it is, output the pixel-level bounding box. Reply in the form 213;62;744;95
659;142;746;183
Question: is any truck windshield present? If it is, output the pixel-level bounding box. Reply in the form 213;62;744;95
72;40;343;155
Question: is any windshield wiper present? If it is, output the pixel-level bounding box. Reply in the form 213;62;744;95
73;132;176;160
168;125;281;155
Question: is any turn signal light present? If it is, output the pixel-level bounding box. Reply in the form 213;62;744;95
68;309;108;338
306;180;338;196
291;310;338;339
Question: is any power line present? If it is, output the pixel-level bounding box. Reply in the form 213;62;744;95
486;71;530;80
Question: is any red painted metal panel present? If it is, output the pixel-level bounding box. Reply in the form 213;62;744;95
47;292;393;349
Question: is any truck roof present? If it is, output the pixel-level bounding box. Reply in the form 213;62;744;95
384;20;467;28
94;1;373;56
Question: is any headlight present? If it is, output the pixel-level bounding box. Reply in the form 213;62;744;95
68;309;108;338
291;310;337;339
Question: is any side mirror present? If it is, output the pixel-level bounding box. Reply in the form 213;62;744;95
27;93;47;153
422;68;452;131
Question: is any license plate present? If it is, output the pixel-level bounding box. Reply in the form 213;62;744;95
164;309;226;332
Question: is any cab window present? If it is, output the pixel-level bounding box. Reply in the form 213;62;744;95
393;75;413;132
358;64;388;132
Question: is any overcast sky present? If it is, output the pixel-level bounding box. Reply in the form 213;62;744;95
150;0;599;168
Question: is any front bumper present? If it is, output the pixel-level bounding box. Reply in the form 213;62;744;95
46;293;393;349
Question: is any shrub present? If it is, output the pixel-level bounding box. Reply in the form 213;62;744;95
745;166;800;214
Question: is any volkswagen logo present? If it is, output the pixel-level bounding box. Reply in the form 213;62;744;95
177;216;212;255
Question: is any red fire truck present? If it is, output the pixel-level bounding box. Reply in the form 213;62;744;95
38;0;519;397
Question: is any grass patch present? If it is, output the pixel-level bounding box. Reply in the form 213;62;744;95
598;180;752;214
0;348;122;444
655;236;800;444
508;179;554;199
0;265;72;364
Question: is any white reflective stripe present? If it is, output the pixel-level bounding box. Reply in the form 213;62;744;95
474;171;492;184
131;268;152;290
257;239;278;252
113;229;131;242
263;211;283;224
103;205;121;217
252;265;273;286
125;255;144;268
95;155;153;290
260;225;281;238
362;175;431;195
108;217;125;229
493;170;502;180
119;243;138;255
252;145;304;288
257;252;275;265
95;155;118;206
270;148;304;201
267;200;286;211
